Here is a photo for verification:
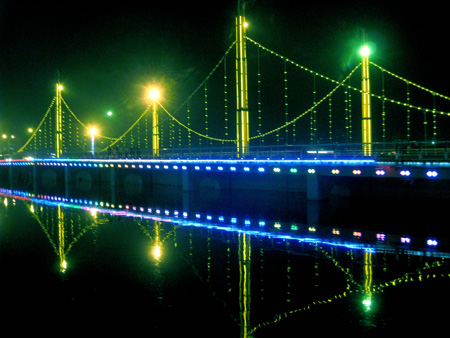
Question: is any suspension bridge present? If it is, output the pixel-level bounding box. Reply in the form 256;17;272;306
5;11;450;162
3;11;450;200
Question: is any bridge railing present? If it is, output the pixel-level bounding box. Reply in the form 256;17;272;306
10;141;450;162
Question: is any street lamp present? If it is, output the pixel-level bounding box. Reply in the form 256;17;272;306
2;134;14;155
149;88;160;101
89;127;98;157
359;45;371;57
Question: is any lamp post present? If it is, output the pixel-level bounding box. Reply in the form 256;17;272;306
360;45;372;157
89;127;98;157
2;134;15;156
149;88;160;157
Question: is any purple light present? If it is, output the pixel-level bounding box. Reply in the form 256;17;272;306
400;236;411;244
375;169;385;176
376;233;386;241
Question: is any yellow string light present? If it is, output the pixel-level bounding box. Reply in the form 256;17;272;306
17;97;56;153
18;39;450;155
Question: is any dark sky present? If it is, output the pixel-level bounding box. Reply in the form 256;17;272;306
1;0;449;145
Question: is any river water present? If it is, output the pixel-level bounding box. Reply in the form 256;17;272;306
1;184;449;337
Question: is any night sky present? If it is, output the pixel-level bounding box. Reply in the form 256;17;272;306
1;0;449;145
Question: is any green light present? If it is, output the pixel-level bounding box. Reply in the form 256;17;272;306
360;45;370;57
107;111;113;116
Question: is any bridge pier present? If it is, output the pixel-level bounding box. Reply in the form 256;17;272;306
182;170;194;192
306;173;323;201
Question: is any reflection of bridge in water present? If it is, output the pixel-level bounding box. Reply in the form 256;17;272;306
2;188;449;336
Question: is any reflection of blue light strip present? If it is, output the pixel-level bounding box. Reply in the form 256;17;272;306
2;188;450;257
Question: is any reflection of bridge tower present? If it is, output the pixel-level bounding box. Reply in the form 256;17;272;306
236;1;249;157
57;205;67;272
28;201;103;274
239;233;251;337
363;251;373;310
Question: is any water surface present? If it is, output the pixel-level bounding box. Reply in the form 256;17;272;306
1;188;449;337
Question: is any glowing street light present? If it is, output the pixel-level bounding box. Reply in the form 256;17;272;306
89;127;98;157
148;88;160;101
359;45;371;57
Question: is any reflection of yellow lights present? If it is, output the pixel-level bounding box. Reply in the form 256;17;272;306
60;260;67;273
3;198;7;207
152;245;162;260
30;205;35;213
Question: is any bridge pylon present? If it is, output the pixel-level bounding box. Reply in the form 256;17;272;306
149;88;160;157
55;83;63;158
360;45;372;157
236;13;249;157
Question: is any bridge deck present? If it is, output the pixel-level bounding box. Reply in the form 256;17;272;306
2;157;449;180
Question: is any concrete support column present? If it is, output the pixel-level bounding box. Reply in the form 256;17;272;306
8;164;12;189
110;166;116;204
33;164;37;194
64;166;69;198
182;170;194;192
307;173;322;201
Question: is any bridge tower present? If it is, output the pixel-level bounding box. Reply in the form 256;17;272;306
236;1;249;157
360;45;372;156
55;83;63;158
149;88;160;157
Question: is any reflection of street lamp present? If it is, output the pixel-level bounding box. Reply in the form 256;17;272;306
151;221;162;261
148;88;160;157
89;127;98;157
152;245;162;261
